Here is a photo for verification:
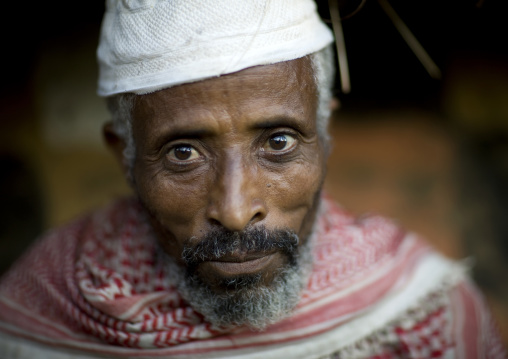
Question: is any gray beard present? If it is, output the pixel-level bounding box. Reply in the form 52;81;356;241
159;233;315;330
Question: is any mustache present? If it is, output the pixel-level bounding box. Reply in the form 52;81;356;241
181;226;300;266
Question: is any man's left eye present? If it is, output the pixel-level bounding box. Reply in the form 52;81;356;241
167;145;200;161
264;134;297;151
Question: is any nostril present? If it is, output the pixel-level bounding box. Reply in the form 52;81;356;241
209;218;222;227
250;211;264;224
206;196;267;231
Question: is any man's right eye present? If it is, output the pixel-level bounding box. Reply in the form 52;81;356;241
167;145;200;161
263;133;297;152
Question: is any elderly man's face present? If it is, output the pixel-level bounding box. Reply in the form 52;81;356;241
127;57;325;326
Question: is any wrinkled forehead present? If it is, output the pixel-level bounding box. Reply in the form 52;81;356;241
132;57;318;132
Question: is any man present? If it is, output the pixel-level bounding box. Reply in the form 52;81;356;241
0;1;505;358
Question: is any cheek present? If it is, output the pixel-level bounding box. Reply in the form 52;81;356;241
134;164;210;239
264;154;325;230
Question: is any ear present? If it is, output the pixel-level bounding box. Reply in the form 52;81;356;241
103;122;129;175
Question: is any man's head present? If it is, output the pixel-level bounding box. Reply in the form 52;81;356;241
99;0;335;330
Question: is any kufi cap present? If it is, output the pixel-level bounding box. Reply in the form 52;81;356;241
97;0;333;96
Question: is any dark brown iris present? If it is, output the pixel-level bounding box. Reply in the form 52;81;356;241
269;135;287;150
174;146;193;160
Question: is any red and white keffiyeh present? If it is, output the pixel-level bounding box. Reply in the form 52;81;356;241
0;196;505;358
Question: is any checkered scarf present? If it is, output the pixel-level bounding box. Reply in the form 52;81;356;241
0;196;505;358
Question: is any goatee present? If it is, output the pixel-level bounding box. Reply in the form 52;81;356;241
160;226;314;330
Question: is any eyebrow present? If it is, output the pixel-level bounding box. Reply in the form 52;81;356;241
163;128;214;140
151;115;307;151
152;127;215;151
250;116;307;133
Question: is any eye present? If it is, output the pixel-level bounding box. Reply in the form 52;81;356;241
167;145;200;162
264;133;297;152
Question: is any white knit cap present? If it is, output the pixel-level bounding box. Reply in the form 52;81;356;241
97;0;333;96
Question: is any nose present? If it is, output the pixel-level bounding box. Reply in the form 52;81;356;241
206;155;267;231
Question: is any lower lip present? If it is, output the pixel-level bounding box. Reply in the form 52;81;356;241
201;253;280;276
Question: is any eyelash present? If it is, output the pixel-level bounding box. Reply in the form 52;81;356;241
164;143;204;170
260;130;299;158
162;130;300;168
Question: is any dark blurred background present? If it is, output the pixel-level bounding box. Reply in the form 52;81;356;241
1;0;507;345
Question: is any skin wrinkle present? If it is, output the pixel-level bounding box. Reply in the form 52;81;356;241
105;46;334;174
106;56;329;329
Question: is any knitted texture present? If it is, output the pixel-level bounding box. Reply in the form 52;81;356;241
97;0;333;96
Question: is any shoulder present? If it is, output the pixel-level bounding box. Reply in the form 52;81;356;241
0;331;111;359
318;196;507;357
1;197;140;282
0;197;143;355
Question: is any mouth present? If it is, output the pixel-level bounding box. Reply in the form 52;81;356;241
198;252;282;277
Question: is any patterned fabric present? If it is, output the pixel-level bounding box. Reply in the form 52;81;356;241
0;196;505;358
97;0;333;96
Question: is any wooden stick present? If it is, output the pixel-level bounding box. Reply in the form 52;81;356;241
328;0;351;93
377;0;442;79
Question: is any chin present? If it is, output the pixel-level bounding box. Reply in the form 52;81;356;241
159;233;315;330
